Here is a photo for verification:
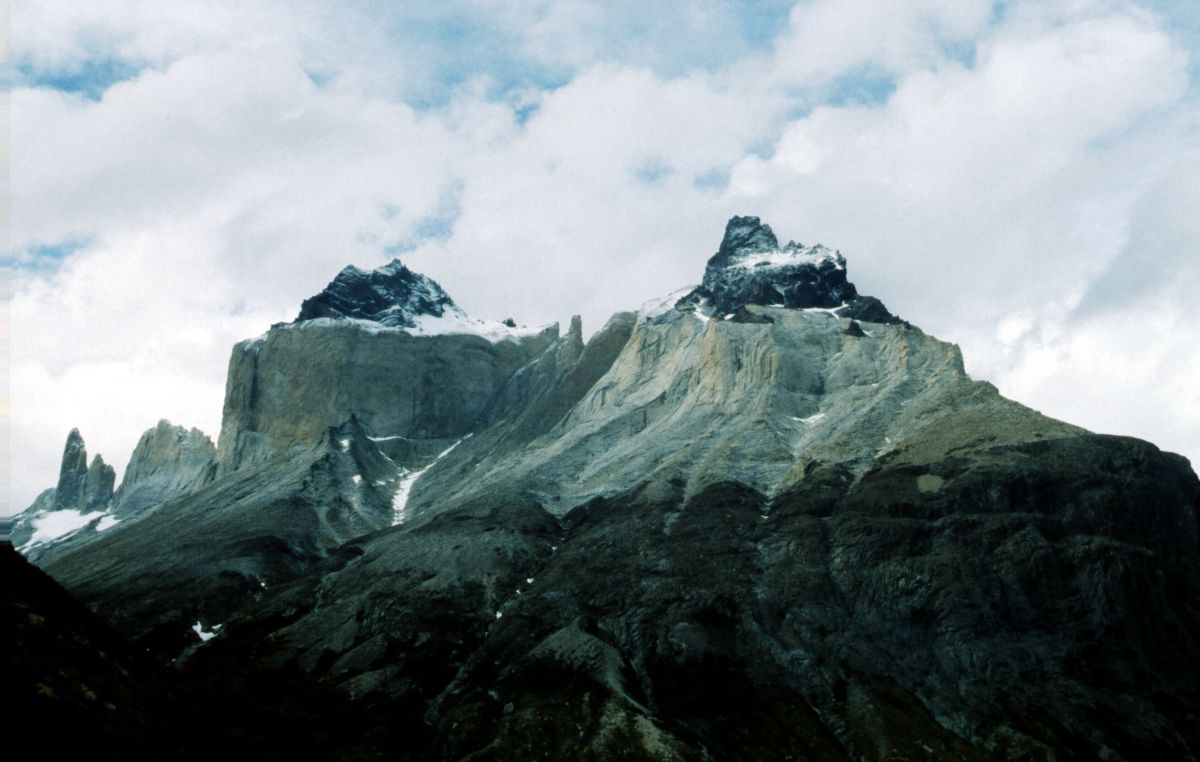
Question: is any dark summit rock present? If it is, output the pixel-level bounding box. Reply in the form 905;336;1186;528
708;214;784;268
837;294;902;324
680;216;904;324
294;259;456;328
49;432;114;513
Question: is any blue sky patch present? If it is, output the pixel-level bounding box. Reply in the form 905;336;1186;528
634;159;674;185
384;186;463;256
6;239;93;274
825;67;897;108
17;58;142;100
694;168;731;193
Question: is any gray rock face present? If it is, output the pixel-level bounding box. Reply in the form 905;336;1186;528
215;317;560;474
114;420;217;517
416;302;1076;521
45;419;406;646
83;455;115;512
12;422;217;564
39;429;113;514
54;429;89;510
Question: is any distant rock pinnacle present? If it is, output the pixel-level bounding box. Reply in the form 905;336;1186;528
51;429;114;512
53;429;89;511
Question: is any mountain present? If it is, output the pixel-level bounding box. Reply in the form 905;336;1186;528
13;423;216;563
295;259;457;328
13;217;1200;760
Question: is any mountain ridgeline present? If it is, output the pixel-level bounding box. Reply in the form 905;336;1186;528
12;217;1200;761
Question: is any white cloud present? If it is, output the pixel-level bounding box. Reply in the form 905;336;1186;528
769;0;996;88
7;1;1200;512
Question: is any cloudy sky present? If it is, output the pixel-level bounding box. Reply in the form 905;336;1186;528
5;0;1199;513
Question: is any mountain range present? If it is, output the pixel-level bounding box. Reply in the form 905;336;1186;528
8;216;1200;760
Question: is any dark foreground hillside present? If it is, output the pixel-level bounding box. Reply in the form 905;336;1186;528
12;431;1200;760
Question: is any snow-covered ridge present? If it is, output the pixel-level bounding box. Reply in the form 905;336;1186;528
282;258;555;344
640;286;696;321
16;505;122;553
726;242;844;271
274;310;554;344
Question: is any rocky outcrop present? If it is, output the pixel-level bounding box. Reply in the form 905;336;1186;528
10;431;114;561
679;216;903;324
42;430;116;513
44;419;403;648
114;420;217;517
414;298;1075;519
53;429;89;510
83;455;115;512
215;321;561;474
217;261;564;474
295;260;456;328
12;424;213;562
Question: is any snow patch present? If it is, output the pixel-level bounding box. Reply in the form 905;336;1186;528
729;243;842;271
192;621;222;642
802;305;848;318
21;509;96;549
351;474;362;485
339;438;351;452
285;311;552;344
409;308;551;343
639;286;695;320
392;436;471;525
95;515;120;532
792;413;826;424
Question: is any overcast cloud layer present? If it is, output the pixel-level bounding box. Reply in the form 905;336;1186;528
6;0;1199;513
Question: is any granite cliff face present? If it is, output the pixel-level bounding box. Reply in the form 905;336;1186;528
216;260;564;474
114;421;217;517
18;217;1200;760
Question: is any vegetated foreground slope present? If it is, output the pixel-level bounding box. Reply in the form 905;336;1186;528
16;217;1200;760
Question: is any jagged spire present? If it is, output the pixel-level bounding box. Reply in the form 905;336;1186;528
709;216;780;268
53;429;89;510
671;215;903;324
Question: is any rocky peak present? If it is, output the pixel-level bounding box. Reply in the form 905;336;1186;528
709;215;782;268
40;429;113;514
294;259;457;329
53;429;89;511
83;455;115;512
115;420;216;516
677;215;902;324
